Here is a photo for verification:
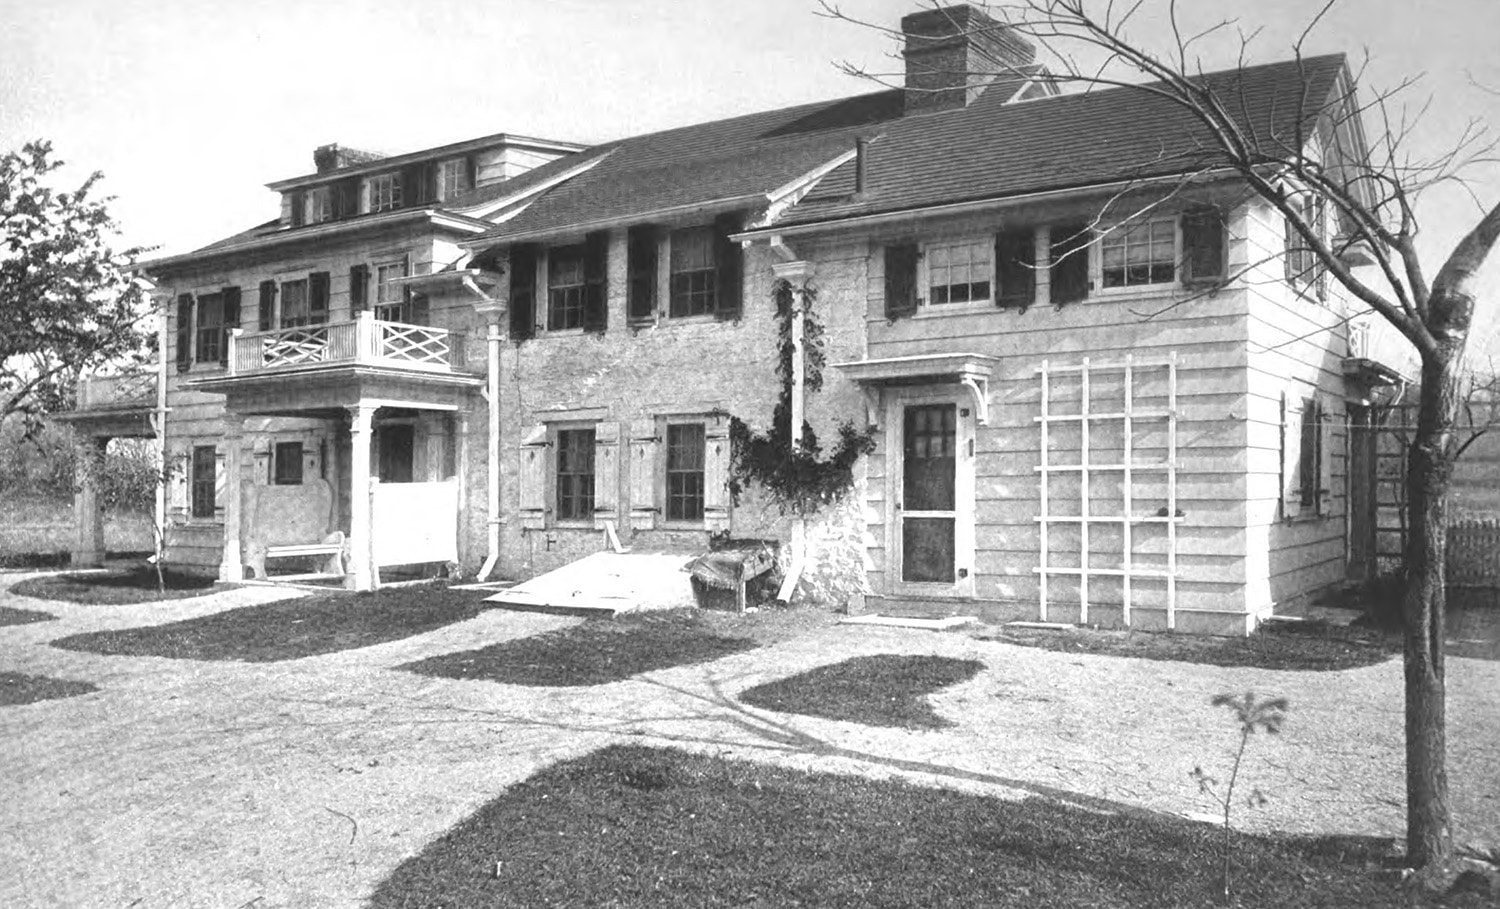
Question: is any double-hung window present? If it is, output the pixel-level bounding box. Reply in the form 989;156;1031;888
369;173;401;213
555;428;596;522
306;187;333;225
665;423;706;522
669;227;717;317
1100;218;1176;288
190;445;217;519
195;293;225;364
280;279;310;327
547;245;587;330
439;159;470;200
374;261;408;322
926;239;993;306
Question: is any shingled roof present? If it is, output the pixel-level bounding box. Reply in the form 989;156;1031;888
470;53;1348;244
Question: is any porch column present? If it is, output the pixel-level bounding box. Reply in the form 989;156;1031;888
220;413;246;582
347;404;377;591
71;436;108;568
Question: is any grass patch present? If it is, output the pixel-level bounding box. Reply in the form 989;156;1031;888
0;671;98;706
369;743;1452;908
400;607;826;687
979;619;1401;671
740;654;984;729
0;605;56;626
11;566;224;605
49;586;491;662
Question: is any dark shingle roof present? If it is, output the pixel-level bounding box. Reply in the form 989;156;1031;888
472;53;1347;242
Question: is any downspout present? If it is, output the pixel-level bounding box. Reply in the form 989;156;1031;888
772;253;812;603
477;310;502;581
154;297;169;558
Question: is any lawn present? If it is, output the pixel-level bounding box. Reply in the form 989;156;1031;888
368;743;1464;909
0;605;56;626
739;654;985;729
0;491;152;567
49;586;492;662
0;671;98;706
978;619;1401;671
400;607;830;687
11;566;226;605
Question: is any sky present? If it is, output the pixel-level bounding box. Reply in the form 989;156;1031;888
4;0;1499;353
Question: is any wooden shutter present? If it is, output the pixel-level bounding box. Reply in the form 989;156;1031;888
1319;397;1335;516
995;227;1035;310
410;293;430;326
258;281;276;332
349;264;369;314
466;155;479;191
627;224;658;322
420;162;438;205
593;421;621;529
1280;390;1302;520
1181;207;1227;286
582;230;609;333
508;244;537;341
308;272;330;324
627;417;659;530
884;243;920;319
398;164;422;208
220;286;241;366
290;191;306;227
175;294;193;372
1050;222;1091;305
518;424;548;530
704;414;731;532
333;178;359;219
713;213;743;321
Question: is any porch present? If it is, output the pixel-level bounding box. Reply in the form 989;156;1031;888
228;311;467;377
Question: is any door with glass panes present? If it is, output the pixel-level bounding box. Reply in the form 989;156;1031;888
889;391;975;596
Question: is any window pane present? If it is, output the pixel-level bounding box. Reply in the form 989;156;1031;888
274;441;304;486
556;428;596;521
547;246;587;330
191;445;217;518
927;240;992;305
669;227;717;317
1101;219;1175;287
666;423;706;521
281;280;309;327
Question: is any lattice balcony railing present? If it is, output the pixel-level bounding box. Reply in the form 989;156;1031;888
76;369;159;409
229;313;464;375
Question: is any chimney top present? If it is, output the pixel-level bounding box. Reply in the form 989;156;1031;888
901;4;1036;115
312;143;388;175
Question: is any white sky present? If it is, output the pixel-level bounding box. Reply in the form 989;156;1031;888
3;0;1499;352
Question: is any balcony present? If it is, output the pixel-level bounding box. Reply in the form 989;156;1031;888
1344;317;1416;387
230;312;468;376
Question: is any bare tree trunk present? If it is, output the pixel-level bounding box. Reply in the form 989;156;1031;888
1402;357;1455;876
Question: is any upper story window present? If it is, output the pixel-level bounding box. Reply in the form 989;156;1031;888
926;239;992;306
369;173;401;213
547;244;587;331
1284;193;1328;302
280;279;310;327
195;293;226;364
669;226;718;317
1100;218;1177;288
374;261;408;321
306;187;333;225
439;158;471;200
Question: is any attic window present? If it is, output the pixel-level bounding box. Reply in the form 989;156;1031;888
369;173;401;213
439;159;471;200
306;187;333;224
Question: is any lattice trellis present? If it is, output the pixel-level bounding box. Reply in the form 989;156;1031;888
1035;353;1180;628
261;327;331;368
377;322;451;365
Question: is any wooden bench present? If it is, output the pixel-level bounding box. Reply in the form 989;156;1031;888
242;479;347;580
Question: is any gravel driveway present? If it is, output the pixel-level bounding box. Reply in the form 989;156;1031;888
2;573;1497;909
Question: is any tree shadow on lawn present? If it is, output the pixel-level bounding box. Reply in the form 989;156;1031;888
0;605;56;626
739;654;985;729
48;587;493;662
0;671;97;706
10;566;226;606
368;742;1429;909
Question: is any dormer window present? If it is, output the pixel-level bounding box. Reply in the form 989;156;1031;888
306;187;333;224
439;159;471;200
369;173;401;213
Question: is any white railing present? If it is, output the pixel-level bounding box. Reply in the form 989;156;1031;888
370;479;458;567
230;312;464;375
1347;316;1417;379
77;368;158;409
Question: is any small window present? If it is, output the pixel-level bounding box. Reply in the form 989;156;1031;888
926;239;992;305
369;173;401;213
1298;397;1323;511
669;226;717;317
273;441;304;486
195;293;225;364
439;159;470;200
190;445;217;519
280;279;309;327
555;428;596;522
306;187;333;224
547;245;587;331
374;261;408;322
1284;193;1328;300
1101;218;1176;288
665;423;706;522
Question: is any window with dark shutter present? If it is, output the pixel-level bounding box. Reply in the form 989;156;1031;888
669;226;717;317
627;224;659;322
582;231;609;333
1181;206;1227;286
333;179;359;220
995;228;1036;310
410;292;430;326
884;243;920;319
309;272;330;324
713;213;742;321
175;294;193;372
190;445;217;519
195;293;225;365
289;191;306;227
509;244;538;341
349;264;369;313
220;286;241;366
1050;223;1092;305
258;281;276;332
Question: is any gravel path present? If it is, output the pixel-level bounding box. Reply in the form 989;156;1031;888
1;572;1497;909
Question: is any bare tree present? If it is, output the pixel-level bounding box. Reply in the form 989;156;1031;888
820;0;1498;884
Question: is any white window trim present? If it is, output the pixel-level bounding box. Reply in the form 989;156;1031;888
1092;215;1182;297
366;172;401;214
916;236;995;316
373;257;409;319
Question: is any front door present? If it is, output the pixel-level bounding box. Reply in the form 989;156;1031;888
891;394;974;595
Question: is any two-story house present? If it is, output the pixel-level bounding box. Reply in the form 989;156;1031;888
69;4;1409;634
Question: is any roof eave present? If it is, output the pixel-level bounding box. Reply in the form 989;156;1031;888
461;193;769;252
266;133;588;192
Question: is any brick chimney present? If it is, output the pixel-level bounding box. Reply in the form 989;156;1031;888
902;4;1036;115
312;143;387;174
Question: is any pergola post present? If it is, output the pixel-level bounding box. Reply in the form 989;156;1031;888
347;404;377;591
220;412;246;582
71;436;108;568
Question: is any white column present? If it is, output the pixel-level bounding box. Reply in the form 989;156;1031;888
220;413;245;582
347;404;377;591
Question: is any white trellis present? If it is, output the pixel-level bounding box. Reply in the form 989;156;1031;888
1035;354;1180;628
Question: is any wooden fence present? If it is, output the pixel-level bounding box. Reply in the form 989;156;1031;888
1448;519;1500;589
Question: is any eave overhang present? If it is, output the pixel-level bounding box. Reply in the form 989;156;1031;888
266;133;587;192
460;193;767;253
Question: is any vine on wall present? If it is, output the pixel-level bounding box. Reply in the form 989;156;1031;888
728;279;876;516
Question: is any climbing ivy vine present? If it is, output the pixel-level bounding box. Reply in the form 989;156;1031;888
728;279;876;516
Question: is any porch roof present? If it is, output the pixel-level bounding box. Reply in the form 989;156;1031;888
185;364;481;418
832;353;1000;426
